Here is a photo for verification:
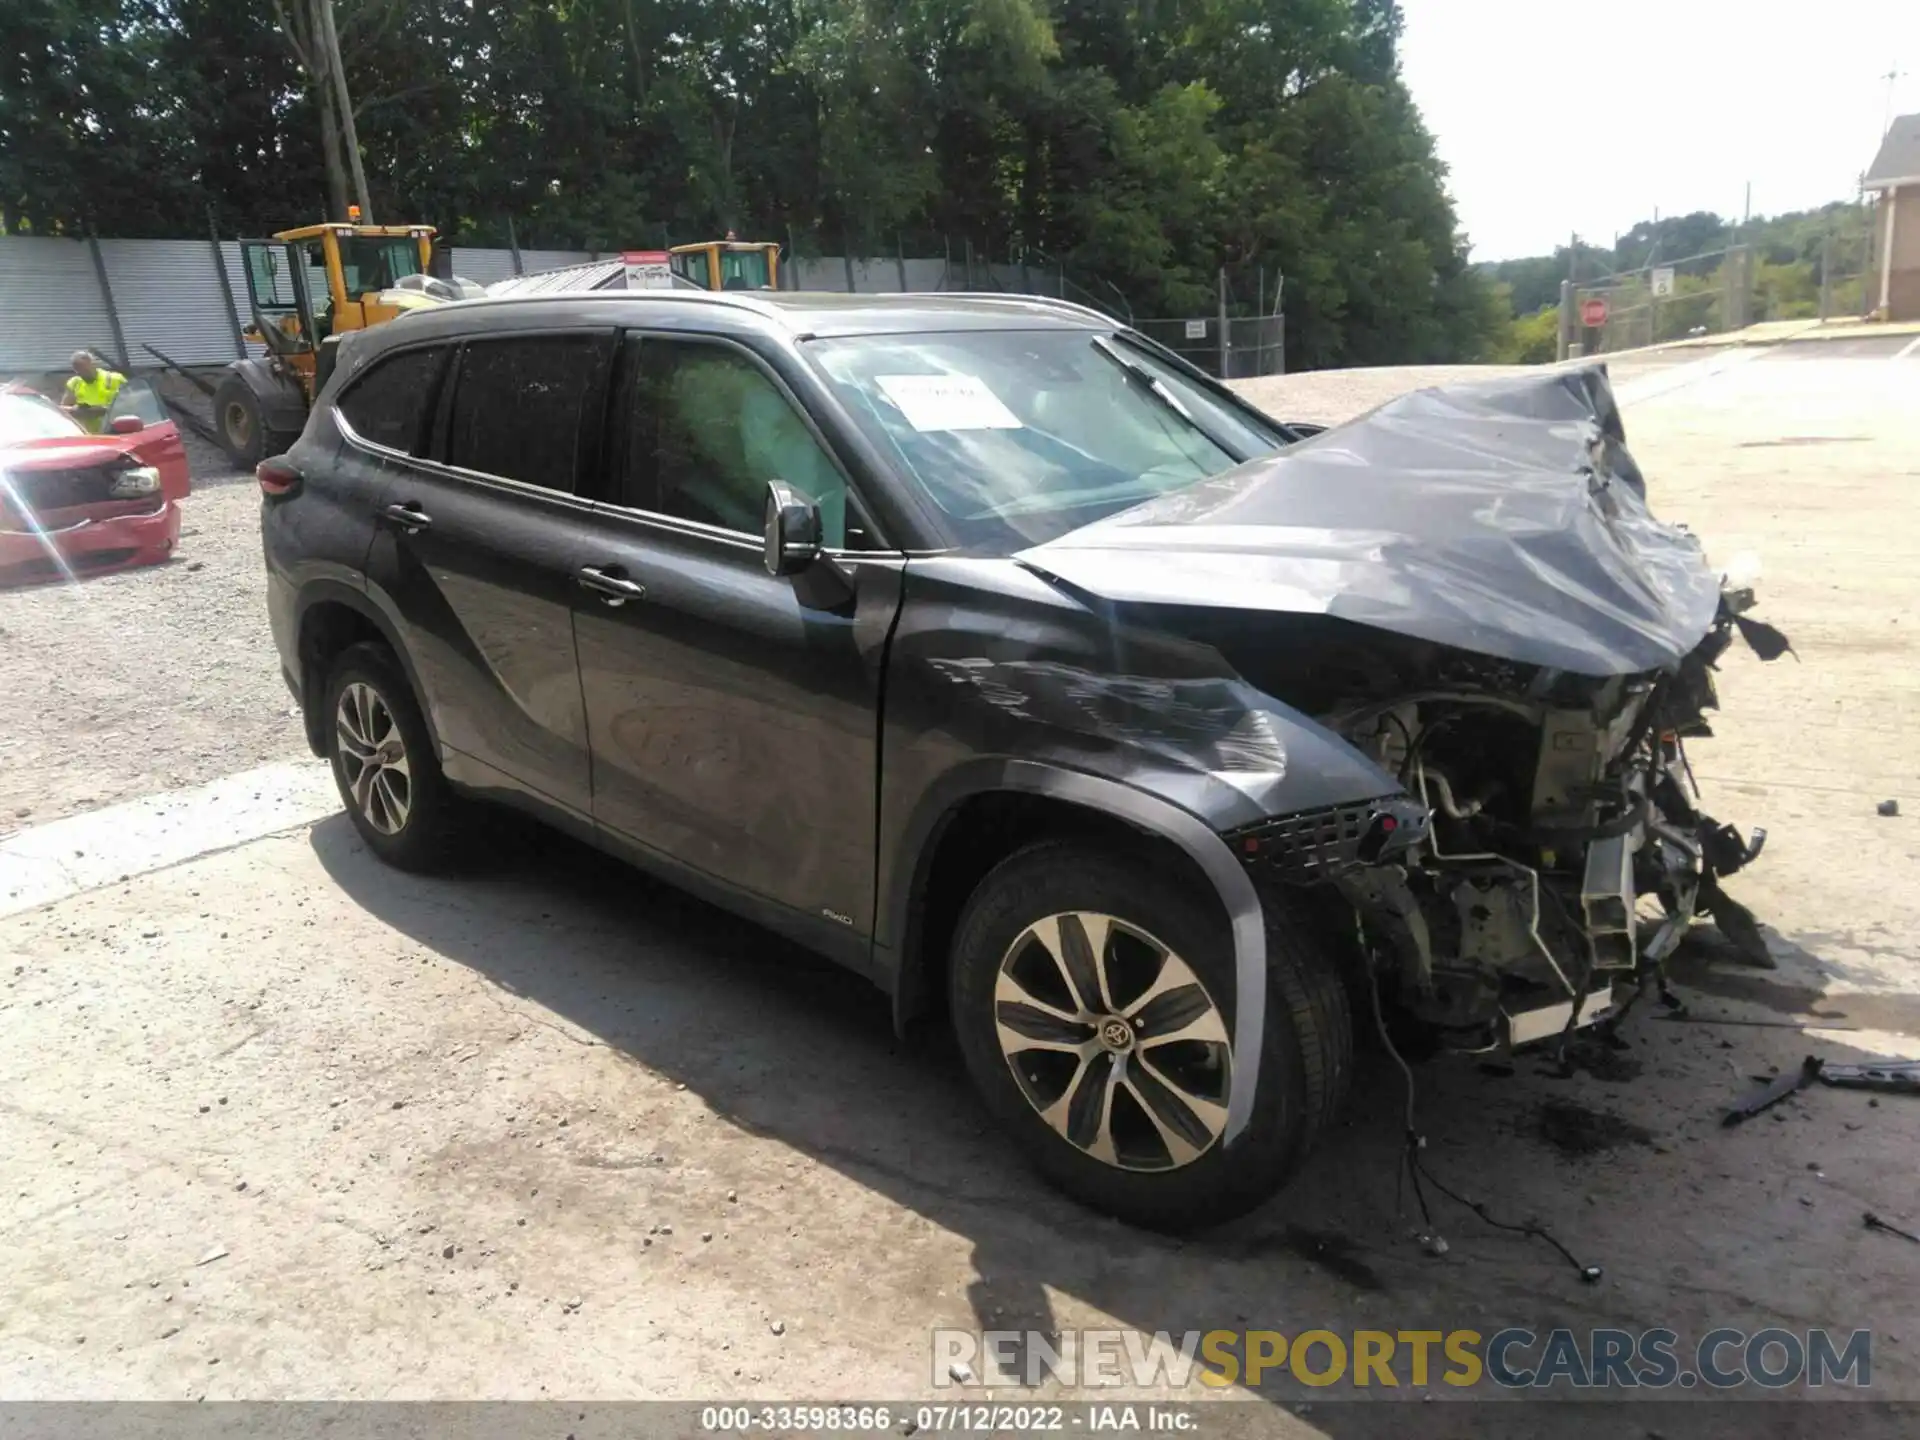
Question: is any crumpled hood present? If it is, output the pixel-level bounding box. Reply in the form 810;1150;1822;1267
0;433;145;471
1017;366;1725;677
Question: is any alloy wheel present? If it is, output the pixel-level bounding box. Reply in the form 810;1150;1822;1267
993;911;1232;1172
335;681;412;835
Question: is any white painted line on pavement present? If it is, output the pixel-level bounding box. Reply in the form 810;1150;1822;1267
0;760;338;920
1895;335;1920;361
1613;346;1765;407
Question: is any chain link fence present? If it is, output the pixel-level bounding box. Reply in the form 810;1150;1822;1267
1133;314;1285;379
784;231;1288;377
1557;230;1878;359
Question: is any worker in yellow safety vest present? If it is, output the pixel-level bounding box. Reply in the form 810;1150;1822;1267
61;350;127;433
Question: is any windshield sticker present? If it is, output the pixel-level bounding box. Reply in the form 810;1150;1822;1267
874;373;1022;433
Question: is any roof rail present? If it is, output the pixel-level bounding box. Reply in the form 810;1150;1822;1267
916;290;1120;327
454;288;774;316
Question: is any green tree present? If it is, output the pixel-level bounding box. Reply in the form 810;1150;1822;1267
4;0;1513;368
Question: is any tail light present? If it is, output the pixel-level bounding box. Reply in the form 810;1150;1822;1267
257;458;302;497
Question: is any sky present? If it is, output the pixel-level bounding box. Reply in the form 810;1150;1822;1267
1399;0;1920;261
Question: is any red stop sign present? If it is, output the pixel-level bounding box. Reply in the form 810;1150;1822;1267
1581;297;1609;327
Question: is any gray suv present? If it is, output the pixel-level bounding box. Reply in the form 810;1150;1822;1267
260;290;1780;1229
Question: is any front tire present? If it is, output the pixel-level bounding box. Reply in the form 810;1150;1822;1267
949;840;1351;1231
322;642;464;872
213;375;264;469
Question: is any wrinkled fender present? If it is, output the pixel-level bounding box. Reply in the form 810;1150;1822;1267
890;757;1269;1149
291;577;442;761
224;356;309;435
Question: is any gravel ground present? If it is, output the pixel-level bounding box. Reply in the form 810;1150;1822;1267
0;433;304;840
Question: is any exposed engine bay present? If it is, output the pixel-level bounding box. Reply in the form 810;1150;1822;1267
1317;585;1787;1052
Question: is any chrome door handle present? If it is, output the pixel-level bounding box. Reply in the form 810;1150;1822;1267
576;565;648;605
380;502;431;534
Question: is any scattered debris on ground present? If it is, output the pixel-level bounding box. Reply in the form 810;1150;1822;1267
1863;1212;1920;1246
1725;1054;1920;1125
1723;1056;1823;1126
1820;1059;1920;1095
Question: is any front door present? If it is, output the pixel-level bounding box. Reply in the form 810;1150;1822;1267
358;331;615;817
574;333;900;951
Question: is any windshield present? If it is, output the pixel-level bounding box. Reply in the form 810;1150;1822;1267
0;392;84;444
807;330;1286;549
719;249;772;290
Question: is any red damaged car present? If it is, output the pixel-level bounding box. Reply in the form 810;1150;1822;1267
0;381;191;583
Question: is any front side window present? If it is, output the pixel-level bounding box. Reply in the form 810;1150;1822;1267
806;329;1281;550
336;347;446;455
671;252;708;288
620;339;850;546
447;336;608;493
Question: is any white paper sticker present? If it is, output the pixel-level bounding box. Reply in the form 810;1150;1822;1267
874;373;1022;432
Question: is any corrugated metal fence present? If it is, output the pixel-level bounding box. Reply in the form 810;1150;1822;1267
2;238;975;373
0;237;602;374
3;237;1281;378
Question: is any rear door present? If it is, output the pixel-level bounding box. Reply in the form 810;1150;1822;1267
572;331;901;957
358;330;615;819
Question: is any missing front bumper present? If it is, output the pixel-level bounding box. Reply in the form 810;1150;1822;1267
1504;983;1619;1048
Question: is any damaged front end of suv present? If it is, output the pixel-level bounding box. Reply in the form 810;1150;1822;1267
1235;598;1779;1055
1019;366;1789;1060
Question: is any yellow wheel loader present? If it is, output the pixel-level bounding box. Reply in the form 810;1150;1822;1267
668;237;781;291
215;220;476;466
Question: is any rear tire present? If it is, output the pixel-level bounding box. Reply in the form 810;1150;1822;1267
948;840;1351;1231
322;642;465;872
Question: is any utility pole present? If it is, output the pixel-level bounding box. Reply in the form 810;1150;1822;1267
315;0;373;222
1217;267;1229;379
1884;68;1906;135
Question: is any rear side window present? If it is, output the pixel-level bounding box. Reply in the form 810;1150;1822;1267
336;346;445;454
446;335;609;493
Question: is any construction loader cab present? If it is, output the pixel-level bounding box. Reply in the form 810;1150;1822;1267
215;222;436;467
669;239;780;291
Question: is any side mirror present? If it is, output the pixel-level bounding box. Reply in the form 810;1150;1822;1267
109;413;144;435
763;479;822;577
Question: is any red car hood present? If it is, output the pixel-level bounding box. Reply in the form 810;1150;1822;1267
0;422;190;502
